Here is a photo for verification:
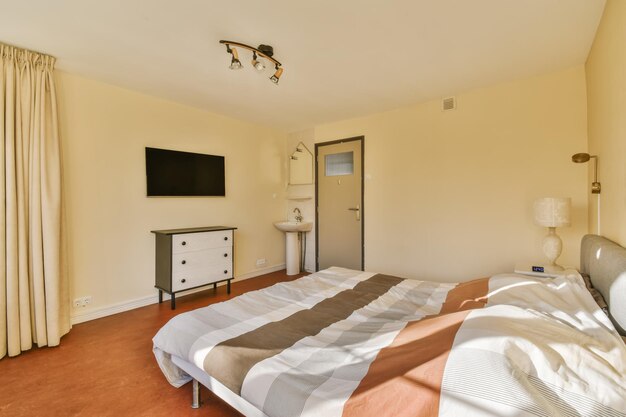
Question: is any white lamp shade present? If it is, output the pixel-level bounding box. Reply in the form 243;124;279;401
534;197;571;228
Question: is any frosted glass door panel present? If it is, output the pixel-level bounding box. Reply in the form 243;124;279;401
325;152;353;176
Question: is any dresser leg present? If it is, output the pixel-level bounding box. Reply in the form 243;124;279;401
227;280;231;294
213;282;217;290
171;293;176;310
158;290;163;304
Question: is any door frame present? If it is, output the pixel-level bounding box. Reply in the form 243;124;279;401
315;135;365;271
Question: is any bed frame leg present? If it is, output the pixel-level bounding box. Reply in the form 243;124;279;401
192;379;201;409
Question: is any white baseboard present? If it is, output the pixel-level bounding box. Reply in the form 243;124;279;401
235;263;286;280
70;263;286;325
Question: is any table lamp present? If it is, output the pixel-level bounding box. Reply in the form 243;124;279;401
533;197;571;271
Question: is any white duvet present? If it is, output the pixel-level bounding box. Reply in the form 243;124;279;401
153;268;626;417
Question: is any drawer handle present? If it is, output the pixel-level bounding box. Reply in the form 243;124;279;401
224;270;228;274
223;253;228;257
182;241;187;246
181;260;186;265
224;236;228;241
181;278;186;283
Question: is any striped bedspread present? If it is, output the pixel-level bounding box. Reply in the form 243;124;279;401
153;267;626;417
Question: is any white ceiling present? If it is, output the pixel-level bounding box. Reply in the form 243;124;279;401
0;0;606;132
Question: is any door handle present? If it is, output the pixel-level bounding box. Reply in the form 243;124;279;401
347;205;360;221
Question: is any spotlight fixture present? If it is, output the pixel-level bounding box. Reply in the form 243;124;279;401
571;152;601;194
251;52;266;71
226;46;242;70
270;66;284;84
220;40;284;84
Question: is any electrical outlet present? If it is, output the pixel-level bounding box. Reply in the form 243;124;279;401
72;296;92;308
256;258;266;267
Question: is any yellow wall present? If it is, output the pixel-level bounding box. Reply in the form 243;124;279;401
57;60;591;317
586;0;626;244
312;67;589;281
56;71;288;318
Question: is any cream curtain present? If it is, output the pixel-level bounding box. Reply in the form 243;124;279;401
0;43;70;359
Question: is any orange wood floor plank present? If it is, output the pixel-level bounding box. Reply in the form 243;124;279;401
0;270;303;417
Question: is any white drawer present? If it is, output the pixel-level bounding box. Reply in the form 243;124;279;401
172;230;232;254
172;262;233;292
172;247;232;273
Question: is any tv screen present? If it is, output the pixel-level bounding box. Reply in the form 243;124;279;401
145;147;225;196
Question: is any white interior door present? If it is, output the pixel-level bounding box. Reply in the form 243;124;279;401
316;138;363;271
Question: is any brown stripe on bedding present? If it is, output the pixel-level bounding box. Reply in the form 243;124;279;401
203;273;405;395
342;278;490;417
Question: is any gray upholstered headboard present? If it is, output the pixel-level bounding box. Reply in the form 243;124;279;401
580;234;626;335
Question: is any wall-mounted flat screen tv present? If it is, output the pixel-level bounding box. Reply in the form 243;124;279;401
145;147;225;196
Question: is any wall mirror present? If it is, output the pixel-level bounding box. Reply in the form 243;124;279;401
289;142;313;184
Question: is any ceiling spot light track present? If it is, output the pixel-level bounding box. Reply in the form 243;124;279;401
220;40;284;84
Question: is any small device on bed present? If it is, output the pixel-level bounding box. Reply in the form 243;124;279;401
514;263;564;278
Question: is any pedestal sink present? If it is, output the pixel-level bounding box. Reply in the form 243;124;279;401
274;221;312;275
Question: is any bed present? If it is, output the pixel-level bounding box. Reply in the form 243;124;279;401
153;234;626;417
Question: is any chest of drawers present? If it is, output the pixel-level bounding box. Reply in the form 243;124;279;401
151;226;236;309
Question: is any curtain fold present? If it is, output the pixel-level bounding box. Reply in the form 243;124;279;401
0;43;69;359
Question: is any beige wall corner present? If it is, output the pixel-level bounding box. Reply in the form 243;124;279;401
312;67;588;281
56;71;288;316
586;0;626;245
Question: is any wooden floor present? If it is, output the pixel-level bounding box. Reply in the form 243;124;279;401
0;270;302;417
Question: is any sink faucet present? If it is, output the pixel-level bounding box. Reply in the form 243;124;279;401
293;207;303;223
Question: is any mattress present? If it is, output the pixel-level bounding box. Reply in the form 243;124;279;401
153;267;626;417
